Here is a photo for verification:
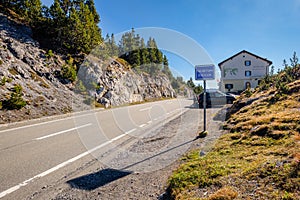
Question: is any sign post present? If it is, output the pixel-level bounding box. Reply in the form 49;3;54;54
195;65;215;132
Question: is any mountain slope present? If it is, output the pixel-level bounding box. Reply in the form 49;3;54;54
0;12;184;123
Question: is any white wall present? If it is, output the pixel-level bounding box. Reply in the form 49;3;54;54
220;52;269;80
219;52;270;93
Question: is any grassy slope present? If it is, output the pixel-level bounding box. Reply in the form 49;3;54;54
167;79;300;199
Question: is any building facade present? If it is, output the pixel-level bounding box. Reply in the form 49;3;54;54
218;50;272;93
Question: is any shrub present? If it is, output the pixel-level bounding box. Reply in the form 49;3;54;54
75;80;87;94
61;64;76;82
46;49;54;59
244;88;253;98
1;77;6;86
3;84;26;110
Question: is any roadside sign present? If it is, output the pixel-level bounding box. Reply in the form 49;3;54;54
195;64;215;134
195;65;215;80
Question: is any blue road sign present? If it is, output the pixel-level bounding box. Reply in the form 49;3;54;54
195;65;215;80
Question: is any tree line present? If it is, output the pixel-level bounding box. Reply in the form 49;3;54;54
1;1;187;93
103;28;173;78
2;0;102;54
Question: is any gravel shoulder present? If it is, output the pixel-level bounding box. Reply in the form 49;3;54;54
30;106;226;200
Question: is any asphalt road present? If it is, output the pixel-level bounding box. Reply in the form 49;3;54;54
0;98;196;200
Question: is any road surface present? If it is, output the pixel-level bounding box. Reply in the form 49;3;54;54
0;98;204;199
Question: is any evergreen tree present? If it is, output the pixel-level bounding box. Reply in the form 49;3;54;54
187;77;195;88
162;55;173;80
110;34;119;56
290;51;298;67
23;0;43;25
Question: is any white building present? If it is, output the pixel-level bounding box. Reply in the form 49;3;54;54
218;50;272;93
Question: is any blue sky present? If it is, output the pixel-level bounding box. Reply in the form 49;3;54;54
42;0;300;86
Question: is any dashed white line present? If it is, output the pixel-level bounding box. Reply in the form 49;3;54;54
34;123;92;141
147;121;152;124
0;112;95;134
0;128;137;199
139;124;146;128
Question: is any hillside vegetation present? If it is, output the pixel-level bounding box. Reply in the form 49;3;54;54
167;54;300;199
0;1;190;123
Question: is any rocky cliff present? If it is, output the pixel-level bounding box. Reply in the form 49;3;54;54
77;56;176;108
0;13;181;123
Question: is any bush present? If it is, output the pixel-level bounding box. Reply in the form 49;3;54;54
3;84;27;110
244;88;253;98
61;64;76;82
45;49;54;59
1;77;6;86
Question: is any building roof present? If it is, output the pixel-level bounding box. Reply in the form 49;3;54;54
218;50;272;69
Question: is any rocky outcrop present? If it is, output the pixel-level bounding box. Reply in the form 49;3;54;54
78;58;176;108
0;12;180;123
0;13;85;123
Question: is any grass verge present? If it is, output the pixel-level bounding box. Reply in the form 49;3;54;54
167;81;300;200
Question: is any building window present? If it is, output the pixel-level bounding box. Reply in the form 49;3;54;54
258;80;262;85
225;84;233;90
245;71;251;77
245;60;251;66
245;82;251;89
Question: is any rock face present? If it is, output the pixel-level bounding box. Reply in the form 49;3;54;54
0;12;180;123
77;58;176;108
0;13;84;123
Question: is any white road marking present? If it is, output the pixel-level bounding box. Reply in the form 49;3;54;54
34;124;92;141
139;124;146;128
0;112;94;134
125;128;136;134
139;107;152;111
0;128;137;199
147;121;152;124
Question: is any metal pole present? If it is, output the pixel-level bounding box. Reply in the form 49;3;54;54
203;80;206;132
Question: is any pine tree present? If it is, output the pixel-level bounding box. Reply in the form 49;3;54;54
110;34;119;56
290;51;298;68
86;0;100;23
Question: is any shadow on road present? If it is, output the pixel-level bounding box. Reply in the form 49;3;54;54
66;137;199;191
66;168;132;190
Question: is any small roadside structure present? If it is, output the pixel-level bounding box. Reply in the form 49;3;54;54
218;50;272;93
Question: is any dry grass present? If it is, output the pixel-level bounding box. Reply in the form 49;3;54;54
167;80;300;200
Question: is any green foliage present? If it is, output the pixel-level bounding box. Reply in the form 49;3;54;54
45;49;54;59
290;51;298;68
116;29;166;76
0;59;3;65
4;0;103;55
60;57;77;82
258;52;300;97
244;88;253;98
186;77;203;94
75;80;87;94
0;76;12;86
3;84;27;110
186;77;195;88
193;84;203;94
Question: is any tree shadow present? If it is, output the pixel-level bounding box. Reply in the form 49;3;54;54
67;168;132;191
